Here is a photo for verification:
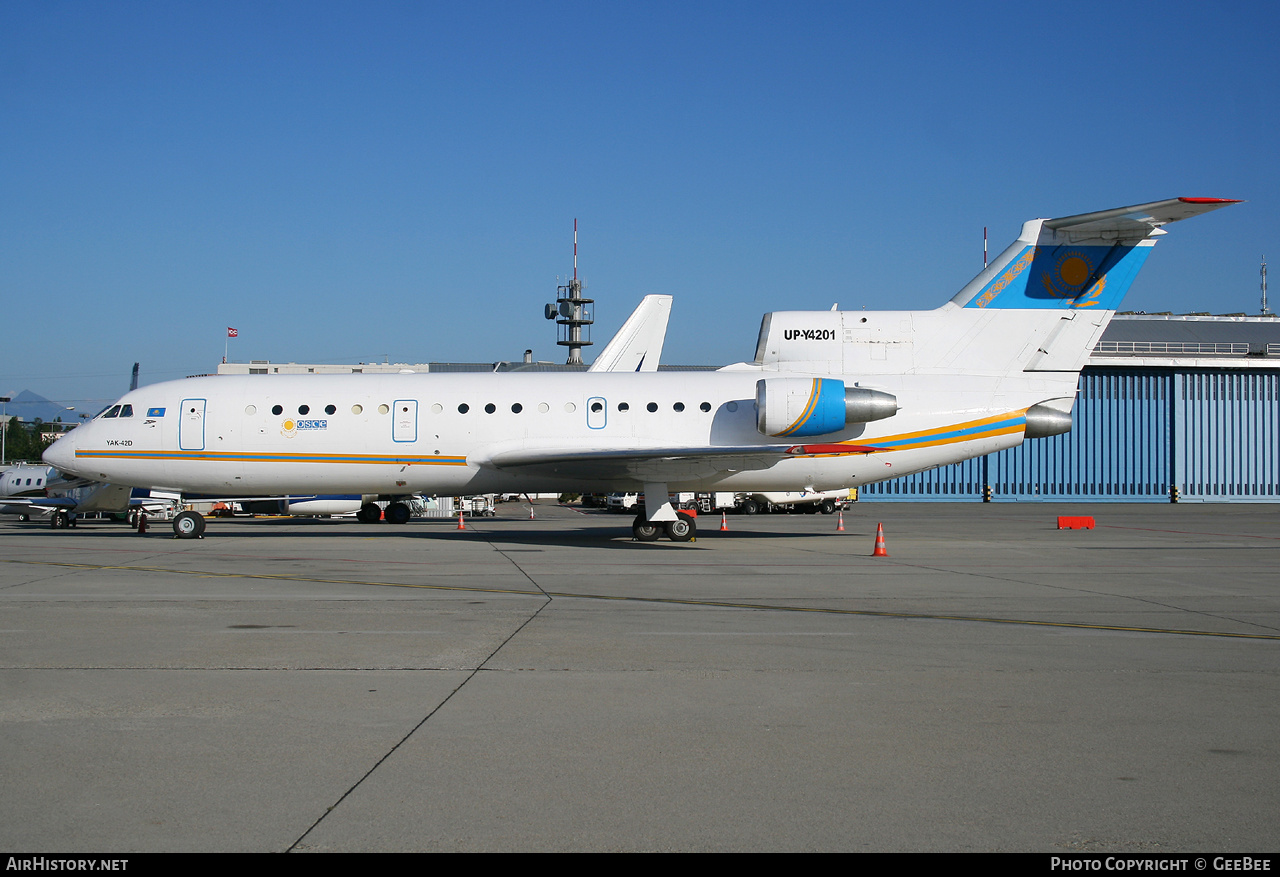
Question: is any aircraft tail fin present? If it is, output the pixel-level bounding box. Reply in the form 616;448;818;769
589;294;672;373
949;197;1241;312
753;198;1241;378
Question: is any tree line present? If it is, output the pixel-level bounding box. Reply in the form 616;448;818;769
3;417;62;463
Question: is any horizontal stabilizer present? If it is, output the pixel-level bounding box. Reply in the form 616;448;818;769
1043;197;1242;237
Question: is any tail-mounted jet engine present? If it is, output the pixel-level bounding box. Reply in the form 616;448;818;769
756;378;898;437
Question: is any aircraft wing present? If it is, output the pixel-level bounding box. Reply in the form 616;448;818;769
0;497;78;510
474;442;883;482
0;502;55;517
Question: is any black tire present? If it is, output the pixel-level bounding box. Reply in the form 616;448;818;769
632;513;661;542
664;512;696;543
172;511;206;539
357;502;382;523
740;499;761;516
818;500;836;515
385;502;411;524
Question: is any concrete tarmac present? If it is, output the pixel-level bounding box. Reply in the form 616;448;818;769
1;502;1277;852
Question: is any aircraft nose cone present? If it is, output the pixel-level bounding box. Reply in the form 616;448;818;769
42;433;76;473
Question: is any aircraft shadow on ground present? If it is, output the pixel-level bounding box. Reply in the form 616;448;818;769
3;516;872;547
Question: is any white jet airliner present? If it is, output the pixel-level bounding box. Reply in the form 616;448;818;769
44;197;1239;541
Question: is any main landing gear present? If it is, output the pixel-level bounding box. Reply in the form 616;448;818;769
631;482;697;543
356;501;412;524
632;511;696;543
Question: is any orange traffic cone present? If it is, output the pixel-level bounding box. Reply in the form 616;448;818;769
836;510;845;532
720;511;728;531
872;522;888;557
456;511;466;530
529;505;536;520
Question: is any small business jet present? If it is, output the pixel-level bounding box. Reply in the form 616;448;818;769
0;465;61;520
0;463;173;527
44;197;1239;541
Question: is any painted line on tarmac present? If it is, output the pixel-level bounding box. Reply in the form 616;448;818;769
3;557;1278;641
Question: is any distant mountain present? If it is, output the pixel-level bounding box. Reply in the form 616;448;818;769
2;390;82;424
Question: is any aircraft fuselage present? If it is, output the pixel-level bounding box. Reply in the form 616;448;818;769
44;369;1033;497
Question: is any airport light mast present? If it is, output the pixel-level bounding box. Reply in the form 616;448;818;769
545;218;593;365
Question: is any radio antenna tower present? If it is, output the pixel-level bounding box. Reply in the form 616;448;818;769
544;218;594;364
1262;256;1272;315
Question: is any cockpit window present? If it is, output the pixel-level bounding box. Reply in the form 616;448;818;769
101;405;122;419
119;405;134;417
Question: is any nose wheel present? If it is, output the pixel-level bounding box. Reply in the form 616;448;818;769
172;510;206;539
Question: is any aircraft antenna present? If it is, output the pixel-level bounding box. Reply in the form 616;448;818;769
1262;256;1271;316
544;218;594;364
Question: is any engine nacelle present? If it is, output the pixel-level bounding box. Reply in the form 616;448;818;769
756;378;897;437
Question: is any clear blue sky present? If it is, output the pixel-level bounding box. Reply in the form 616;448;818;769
3;1;1276;411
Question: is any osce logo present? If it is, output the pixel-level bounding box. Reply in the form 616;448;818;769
281;419;327;438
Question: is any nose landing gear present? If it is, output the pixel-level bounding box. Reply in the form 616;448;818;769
172;510;206;539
